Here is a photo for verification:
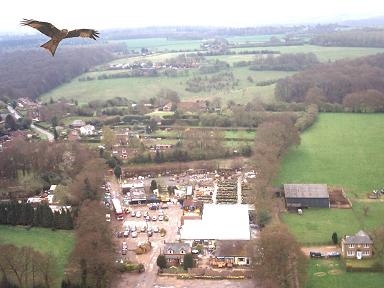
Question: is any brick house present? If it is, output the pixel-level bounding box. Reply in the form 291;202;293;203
163;242;191;267
341;230;373;259
214;240;254;266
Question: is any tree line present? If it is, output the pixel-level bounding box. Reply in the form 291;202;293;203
0;202;73;230
246;114;308;287
311;28;384;47
275;53;384;111
249;52;319;71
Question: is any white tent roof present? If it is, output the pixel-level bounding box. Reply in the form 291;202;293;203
180;204;250;241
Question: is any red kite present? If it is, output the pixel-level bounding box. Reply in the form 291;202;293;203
20;19;99;56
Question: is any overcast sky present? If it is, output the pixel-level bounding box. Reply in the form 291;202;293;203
1;0;382;33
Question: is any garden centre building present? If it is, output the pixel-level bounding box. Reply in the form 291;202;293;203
179;204;251;242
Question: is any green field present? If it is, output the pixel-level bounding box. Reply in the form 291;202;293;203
111;38;202;51
277;113;384;196
278;113;384;245
306;259;384;288
0;225;75;286
281;201;384;245
39;65;287;105
39;42;383;105
232;45;384;62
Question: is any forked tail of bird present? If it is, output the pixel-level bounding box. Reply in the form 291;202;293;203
40;39;59;56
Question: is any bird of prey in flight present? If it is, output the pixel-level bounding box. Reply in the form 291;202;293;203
21;19;99;56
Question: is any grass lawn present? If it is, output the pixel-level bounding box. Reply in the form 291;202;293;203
281;208;361;245
277;113;384;197
306;259;384;288
0;225;75;286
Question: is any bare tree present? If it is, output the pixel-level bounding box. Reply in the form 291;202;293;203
253;224;308;288
68;200;115;287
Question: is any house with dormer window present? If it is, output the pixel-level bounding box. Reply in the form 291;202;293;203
162;242;191;267
341;230;373;259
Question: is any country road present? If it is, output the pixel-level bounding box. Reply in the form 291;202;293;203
7;105;54;142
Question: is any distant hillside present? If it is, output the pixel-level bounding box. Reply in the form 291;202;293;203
340;16;384;27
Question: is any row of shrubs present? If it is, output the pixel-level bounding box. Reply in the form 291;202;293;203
176;274;246;280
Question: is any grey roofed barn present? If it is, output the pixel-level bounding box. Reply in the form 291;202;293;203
284;184;330;208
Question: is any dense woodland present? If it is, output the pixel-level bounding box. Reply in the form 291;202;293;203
275;53;384;111
0;46;114;101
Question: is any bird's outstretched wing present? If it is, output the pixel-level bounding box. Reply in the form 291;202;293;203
20;19;61;38
66;29;100;40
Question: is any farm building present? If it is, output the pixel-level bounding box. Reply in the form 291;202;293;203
284;184;330;209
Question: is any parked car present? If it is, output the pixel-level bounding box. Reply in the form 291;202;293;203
131;231;138;238
105;214;111;222
122;242;128;250
152;215;157;221
153;226;159;233
140;225;147;232
121;248;127;255
158;215;164;221
309;251;323;258
327;251;341;258
136;211;142;218
123;230;129;238
147;230;153;237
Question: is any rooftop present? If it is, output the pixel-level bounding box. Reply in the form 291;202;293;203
180;204;250;241
215;240;254;257
284;184;329;198
344;230;373;245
